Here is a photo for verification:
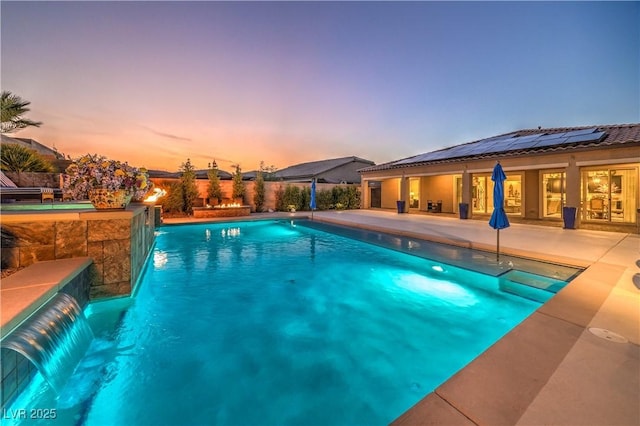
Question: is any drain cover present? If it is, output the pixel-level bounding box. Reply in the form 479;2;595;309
588;327;628;343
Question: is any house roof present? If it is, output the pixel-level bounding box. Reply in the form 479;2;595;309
359;123;640;173
0;134;64;159
275;156;375;181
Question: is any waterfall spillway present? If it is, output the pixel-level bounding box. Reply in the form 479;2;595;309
1;293;94;393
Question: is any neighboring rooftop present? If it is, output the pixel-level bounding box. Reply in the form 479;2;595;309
360;123;640;172
274;156;375;183
0;134;65;160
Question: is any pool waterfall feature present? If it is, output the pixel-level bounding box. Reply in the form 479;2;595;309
0;205;154;411
1;294;94;394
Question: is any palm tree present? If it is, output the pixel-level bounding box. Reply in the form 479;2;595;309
1;91;42;133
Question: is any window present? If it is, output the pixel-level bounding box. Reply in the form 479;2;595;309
473;173;522;215
409;178;420;209
542;172;565;218
472;176;488;213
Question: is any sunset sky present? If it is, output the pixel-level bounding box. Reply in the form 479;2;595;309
2;1;638;172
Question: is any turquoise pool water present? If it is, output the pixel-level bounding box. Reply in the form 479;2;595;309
10;220;547;425
0;202;93;211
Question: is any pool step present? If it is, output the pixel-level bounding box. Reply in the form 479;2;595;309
499;270;567;303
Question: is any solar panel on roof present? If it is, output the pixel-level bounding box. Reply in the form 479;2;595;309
565;131;605;144
501;134;545;150
562;128;598;138
530;130;605;148
534;133;567;141
530;136;569;148
387;129;607;168
446;144;482;157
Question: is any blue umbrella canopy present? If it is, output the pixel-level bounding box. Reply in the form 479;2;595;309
489;163;510;230
310;178;317;210
489;162;509;261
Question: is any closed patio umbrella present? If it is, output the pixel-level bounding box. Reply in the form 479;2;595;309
489;162;510;261
310;178;317;219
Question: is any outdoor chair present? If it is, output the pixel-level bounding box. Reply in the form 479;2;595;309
0;171;61;203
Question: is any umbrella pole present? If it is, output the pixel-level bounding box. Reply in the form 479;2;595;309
497;229;500;262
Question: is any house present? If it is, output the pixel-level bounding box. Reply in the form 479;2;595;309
359;124;640;233
274;156;375;184
0;134;64;160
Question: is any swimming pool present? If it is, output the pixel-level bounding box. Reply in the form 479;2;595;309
8;219;570;425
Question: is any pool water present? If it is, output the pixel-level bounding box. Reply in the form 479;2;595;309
10;220;544;425
0;202;93;211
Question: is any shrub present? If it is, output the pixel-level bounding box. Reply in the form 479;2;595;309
232;164;245;201
1;143;54;172
161;180;184;213
179;159;199;215
282;185;302;211
253;171;265;212
300;186;311;211
316;189;333;210
345;185;361;209
207;167;223;202
274;185;285;211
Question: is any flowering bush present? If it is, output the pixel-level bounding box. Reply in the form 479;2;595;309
62;154;151;201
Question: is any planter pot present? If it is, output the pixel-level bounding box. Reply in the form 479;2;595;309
459;202;469;219
88;189;132;210
562;206;577;229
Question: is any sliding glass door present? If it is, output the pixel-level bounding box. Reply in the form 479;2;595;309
582;168;637;223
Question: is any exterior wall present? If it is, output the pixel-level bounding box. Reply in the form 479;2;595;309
150;178;358;212
421;175;455;212
524;170;540;219
3;172;61;188
1;205;155;298
381;178;400;209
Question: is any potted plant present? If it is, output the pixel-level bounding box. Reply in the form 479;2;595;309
62;154;151;209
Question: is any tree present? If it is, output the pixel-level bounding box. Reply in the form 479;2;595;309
1;143;54;172
161;180;184;214
259;160;278;181
179;158;199;214
253;170;265;212
231;164;245;202
1;91;42;133
207;164;223;204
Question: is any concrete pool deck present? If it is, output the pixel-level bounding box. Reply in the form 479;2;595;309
166;210;639;425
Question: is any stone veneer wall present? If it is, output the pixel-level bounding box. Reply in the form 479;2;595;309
1;265;92;410
1;205;155;299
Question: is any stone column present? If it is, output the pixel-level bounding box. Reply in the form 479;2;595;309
462;169;472;218
400;173;409;212
565;156;581;228
361;179;369;209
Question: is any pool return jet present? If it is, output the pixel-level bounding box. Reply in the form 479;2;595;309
489;161;510;262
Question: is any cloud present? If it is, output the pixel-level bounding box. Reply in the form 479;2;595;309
140;125;192;142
